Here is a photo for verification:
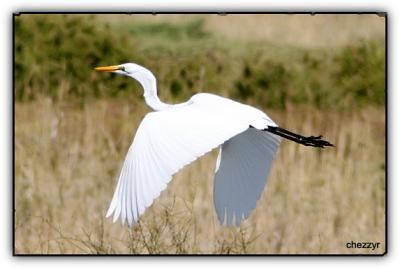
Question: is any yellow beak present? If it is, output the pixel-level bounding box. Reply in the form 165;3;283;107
94;65;120;72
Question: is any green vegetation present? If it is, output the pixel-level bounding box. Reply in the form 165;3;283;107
15;15;385;109
15;15;137;100
234;39;385;109
14;14;386;254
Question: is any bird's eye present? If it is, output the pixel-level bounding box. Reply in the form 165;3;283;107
120;66;126;72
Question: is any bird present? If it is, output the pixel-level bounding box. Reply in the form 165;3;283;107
95;63;333;227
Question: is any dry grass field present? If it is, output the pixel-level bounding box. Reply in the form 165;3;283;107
102;14;384;48
14;13;385;255
15;98;385;254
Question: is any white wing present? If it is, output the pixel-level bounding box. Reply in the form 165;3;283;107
213;128;281;226
106;95;254;226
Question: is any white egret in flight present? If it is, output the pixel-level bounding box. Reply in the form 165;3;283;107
95;63;333;227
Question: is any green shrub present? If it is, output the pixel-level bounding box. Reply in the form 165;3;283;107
14;15;385;110
233;60;290;109
232;40;385;109
15;15;142;100
129;19;210;41
334;39;385;107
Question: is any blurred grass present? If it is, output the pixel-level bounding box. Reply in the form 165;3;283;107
15;14;385;109
15;99;385;254
14;14;386;254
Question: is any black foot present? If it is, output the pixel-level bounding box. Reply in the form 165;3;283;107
298;135;334;148
265;126;334;148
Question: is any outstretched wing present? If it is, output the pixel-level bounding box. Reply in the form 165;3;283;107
106;99;250;226
213;128;281;226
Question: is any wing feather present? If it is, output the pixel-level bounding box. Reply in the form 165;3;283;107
106;97;250;226
213;128;281;226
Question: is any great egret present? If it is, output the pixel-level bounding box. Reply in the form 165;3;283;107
95;63;333;227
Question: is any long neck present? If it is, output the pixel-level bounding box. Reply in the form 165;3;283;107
144;90;171;111
130;71;171;111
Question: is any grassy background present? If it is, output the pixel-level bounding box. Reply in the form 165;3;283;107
14;14;386;254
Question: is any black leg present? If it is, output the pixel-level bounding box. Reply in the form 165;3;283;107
265;126;334;148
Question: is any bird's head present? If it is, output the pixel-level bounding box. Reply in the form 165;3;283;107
95;63;148;77
95;62;157;96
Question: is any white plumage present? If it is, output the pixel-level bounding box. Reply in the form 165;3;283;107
214;128;280;226
95;62;331;227
105;92;280;227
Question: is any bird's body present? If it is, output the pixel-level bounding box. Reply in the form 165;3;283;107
95;63;333;227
